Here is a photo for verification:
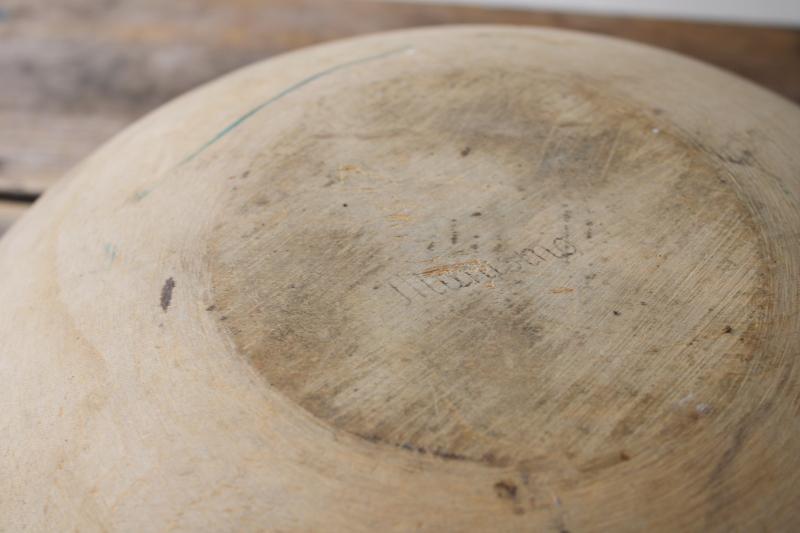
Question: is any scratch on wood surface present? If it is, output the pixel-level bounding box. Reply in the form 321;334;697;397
337;164;364;181
387;212;412;222
430;383;441;417
420;259;485;277
180;45;413;164
550;287;574;294
599;126;622;182
386;280;411;303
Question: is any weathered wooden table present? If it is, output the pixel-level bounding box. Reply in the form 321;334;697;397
1;0;799;232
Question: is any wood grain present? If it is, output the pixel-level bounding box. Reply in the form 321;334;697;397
1;0;798;198
1;26;798;531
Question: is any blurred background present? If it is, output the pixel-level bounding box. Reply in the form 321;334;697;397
1;0;798;234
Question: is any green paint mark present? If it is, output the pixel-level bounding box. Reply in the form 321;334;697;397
104;243;117;265
179;45;413;165
132;189;151;201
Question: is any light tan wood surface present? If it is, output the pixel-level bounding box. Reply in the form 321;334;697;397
1;26;799;532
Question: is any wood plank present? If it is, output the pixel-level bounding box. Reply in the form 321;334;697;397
1;0;798;199
0;200;28;238
0;110;128;196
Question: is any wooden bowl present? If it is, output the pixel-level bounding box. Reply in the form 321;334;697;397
2;26;799;531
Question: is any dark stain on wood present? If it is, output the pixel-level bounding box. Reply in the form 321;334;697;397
160;277;175;312
494;480;518;500
355;431;512;467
